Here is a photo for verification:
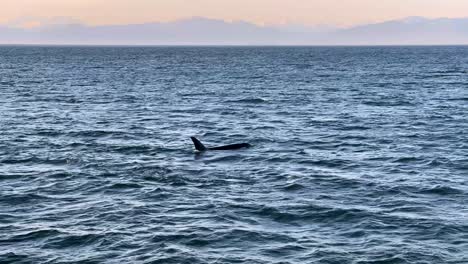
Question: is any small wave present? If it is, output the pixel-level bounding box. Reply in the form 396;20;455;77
362;100;414;107
429;70;465;75
45;233;106;249
21;80;43;84
0;157;35;164
0;156;70;166
0;229;61;243
0;214;18;224
282;183;306;192
65;98;82;103
0;173;28;180
262;244;308;257
218;228;295;244
391;157;424;164
384;205;432;214
151;233;198;244
157;175;189;186
424;158;452;167
107;145;155;154
203;155;244;163
0;81;15;87
70;83;95;87
108;182;143;190
298;158;353;169
340;230;367;238
36;130;64;137
447;97;468;102
255;204;372;224
419;185;464;196
0;193;51;205
339;125;371;131
0;252;29;263
225;98;268;104
354;255;408;264
67;130;120;138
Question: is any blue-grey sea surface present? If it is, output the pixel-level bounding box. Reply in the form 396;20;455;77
1;46;467;264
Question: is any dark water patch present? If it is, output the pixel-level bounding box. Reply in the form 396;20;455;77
108;182;144;190
36;130;65;137
362;100;415;107
282;183;306;192
152;175;190;187
0;81;15;86
391;156;425;164
429;69;466;75
0;193;52;206
0;173;29;180
254;204;373;224
44;233;108;249
0;156;70;166
354;256;413;264
298;158;355;169
418;185;464;196
383;205;433;215
151;232;199;244
0;213;19;224
0;252;30;264
262;244;308;258
216;228;296;245
67;130;124;138
142;255;204;264
447;97;468;102
451;159;468;171
103;144;156;154
339;125;371;131
225;98;268;104
1;157;36;164
0;229;62;244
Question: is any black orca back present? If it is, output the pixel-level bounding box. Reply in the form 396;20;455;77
190;137;250;151
209;143;251;150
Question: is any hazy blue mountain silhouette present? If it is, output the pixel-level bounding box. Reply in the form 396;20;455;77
328;17;468;45
1;17;467;45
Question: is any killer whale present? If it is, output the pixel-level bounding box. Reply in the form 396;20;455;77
191;137;251;151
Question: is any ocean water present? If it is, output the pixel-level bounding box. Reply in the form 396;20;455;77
0;46;467;264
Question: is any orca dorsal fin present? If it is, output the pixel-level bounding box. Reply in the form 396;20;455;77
191;137;207;151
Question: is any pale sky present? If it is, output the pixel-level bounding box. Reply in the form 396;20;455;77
2;0;468;27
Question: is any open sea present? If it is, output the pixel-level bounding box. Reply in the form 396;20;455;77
0;46;467;264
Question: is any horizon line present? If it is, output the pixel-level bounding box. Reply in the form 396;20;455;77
2;44;468;47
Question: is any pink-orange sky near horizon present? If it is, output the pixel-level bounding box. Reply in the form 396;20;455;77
2;0;468;27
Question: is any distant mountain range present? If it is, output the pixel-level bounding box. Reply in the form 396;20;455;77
1;17;468;45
